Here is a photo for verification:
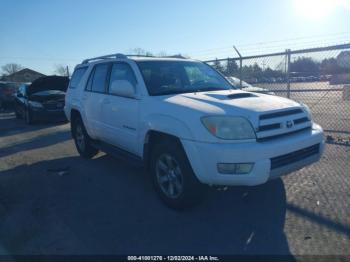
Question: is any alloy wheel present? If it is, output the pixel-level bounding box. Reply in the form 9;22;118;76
155;153;184;199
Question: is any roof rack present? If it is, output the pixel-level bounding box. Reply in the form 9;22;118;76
81;53;157;64
125;54;156;58
82;53;128;64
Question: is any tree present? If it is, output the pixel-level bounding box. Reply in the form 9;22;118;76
320;58;342;75
130;48;153;56
212;59;224;74
225;59;238;76
1;63;23;75
54;64;70;77
290;57;320;76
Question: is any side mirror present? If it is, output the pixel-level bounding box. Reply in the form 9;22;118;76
109;80;135;98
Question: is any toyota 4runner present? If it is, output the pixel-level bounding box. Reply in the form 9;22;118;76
65;53;324;209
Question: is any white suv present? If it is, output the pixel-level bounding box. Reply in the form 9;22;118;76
65;53;324;209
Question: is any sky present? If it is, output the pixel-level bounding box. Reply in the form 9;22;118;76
0;0;349;75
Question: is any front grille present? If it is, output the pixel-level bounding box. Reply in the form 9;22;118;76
256;108;312;141
258;123;281;132
270;144;320;170
294;117;309;125
257;127;311;142
259;109;303;120
43;100;65;110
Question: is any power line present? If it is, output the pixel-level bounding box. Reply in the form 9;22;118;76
193;37;350;61
189;31;350;56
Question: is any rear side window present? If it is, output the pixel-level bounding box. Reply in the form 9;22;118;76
69;67;87;89
91;64;109;93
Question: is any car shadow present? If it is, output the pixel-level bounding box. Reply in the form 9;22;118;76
0;129;71;158
0;112;68;138
0;155;292;256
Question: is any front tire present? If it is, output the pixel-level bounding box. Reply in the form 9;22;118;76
150;140;207;209
15;108;22;119
72;117;99;159
24;109;33;124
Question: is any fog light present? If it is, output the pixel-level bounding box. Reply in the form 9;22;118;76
217;163;254;175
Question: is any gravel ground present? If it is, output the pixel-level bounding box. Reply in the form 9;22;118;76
0;111;349;256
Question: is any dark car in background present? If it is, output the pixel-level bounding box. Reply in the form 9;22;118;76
0;81;20;110
14;76;69;124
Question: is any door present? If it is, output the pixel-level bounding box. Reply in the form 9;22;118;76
82;63;110;140
100;62;139;154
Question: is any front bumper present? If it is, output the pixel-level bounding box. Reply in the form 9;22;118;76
181;123;324;186
31;108;67;122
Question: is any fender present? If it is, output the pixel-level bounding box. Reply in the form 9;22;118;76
137;114;195;156
68;101;97;139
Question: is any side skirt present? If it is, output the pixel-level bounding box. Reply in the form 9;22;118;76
90;140;144;167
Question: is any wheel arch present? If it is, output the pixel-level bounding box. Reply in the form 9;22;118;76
143;130;186;171
70;109;82;137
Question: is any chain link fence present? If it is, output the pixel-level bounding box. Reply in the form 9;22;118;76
204;43;350;142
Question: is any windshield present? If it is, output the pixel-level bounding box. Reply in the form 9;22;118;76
137;60;233;96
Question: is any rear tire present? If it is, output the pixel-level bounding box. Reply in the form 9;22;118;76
72;116;99;159
150;140;207;209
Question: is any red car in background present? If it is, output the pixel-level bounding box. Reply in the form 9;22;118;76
0;82;20;110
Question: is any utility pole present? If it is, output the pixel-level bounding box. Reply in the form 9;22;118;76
233;46;243;89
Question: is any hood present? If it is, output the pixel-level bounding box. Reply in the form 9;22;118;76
27;76;69;96
146;89;305;143
162;89;301;123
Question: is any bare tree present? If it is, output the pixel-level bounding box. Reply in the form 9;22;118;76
54;64;69;77
157;51;168;57
1;63;23;75
130;48;153;56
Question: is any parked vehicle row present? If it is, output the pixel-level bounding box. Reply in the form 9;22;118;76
244;75;332;84
64;54;325;209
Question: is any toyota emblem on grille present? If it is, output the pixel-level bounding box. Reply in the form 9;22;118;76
286;120;293;128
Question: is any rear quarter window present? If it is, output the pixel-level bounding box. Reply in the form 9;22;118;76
91;64;110;93
69;67;88;89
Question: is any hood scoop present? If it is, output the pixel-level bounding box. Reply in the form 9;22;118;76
227;93;256;99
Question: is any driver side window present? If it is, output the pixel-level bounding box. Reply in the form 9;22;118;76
108;63;137;97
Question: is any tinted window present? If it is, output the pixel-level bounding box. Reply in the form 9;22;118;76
69;67;88;89
86;69;94;91
91;64;109;93
108;63;137;94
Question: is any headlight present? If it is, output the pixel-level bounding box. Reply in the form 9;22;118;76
300;102;312;120
201;116;256;140
28;101;43;108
